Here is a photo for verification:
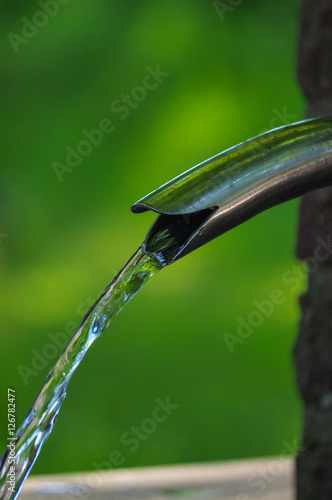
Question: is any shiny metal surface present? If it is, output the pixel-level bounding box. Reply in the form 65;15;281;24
132;116;332;262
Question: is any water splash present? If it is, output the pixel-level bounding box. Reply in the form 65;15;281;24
0;247;164;500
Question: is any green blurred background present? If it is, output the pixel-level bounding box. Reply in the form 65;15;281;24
1;0;305;476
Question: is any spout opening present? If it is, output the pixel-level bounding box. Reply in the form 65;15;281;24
142;208;216;265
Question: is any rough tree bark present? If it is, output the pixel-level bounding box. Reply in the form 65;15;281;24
294;0;332;498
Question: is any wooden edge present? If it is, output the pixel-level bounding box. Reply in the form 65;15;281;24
21;457;294;499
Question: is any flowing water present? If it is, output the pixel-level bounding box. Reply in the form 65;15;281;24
0;210;211;500
0;248;164;500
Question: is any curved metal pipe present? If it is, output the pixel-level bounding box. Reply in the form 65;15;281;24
131;116;332;263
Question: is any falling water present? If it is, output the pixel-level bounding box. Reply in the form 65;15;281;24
0;209;212;500
0;247;164;500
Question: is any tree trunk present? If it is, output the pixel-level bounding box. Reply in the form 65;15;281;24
295;0;332;498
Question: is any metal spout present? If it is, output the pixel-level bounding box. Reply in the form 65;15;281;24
131;116;332;264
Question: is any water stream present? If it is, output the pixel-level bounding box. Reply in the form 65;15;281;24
0;210;211;500
0;247;164;500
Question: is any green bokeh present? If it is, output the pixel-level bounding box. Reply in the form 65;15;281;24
0;0;305;476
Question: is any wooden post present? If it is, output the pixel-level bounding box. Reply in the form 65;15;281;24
295;0;332;498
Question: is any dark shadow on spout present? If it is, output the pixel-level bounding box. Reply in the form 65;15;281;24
143;208;216;265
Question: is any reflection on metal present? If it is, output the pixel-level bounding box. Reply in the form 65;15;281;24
132;116;332;263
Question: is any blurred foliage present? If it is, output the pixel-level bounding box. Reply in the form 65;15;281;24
0;0;305;476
